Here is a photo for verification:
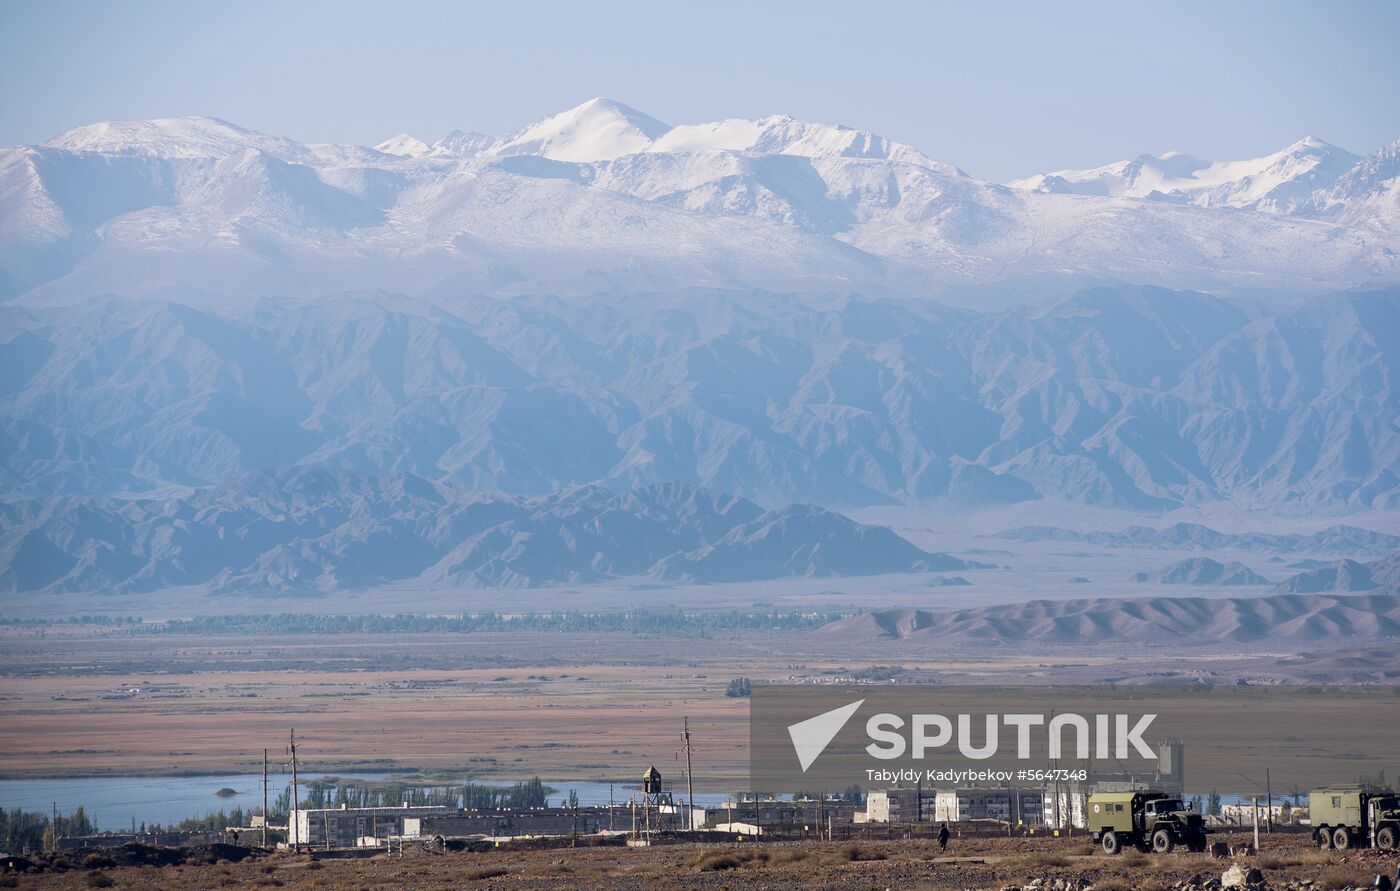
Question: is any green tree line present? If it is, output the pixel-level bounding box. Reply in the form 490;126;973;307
1;806;95;852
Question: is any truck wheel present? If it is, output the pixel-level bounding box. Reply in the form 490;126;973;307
1101;831;1122;855
1377;826;1397;850
1332;827;1351;850
1187;836;1207;853
1151;828;1175;854
1316;827;1331;849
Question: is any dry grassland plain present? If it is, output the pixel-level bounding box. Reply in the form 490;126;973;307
2;626;1389;786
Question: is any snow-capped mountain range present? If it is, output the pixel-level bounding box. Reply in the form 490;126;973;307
3;98;1399;305
1008;137;1364;214
372;99;942;167
1010;136;1400;229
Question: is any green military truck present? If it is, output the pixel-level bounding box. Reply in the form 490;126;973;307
1309;785;1400;850
1087;790;1209;854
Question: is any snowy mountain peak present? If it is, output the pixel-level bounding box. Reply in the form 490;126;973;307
1289;135;1332;151
489;97;672;162
1263;136;1353;166
650;113;945;169
374;133;432;158
1306;137;1400;224
1010;137;1363;214
1137;151;1209;174
42;115;309;161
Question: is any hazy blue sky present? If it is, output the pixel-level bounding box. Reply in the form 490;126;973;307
4;0;1398;181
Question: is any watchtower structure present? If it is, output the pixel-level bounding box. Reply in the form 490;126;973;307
641;765;665;837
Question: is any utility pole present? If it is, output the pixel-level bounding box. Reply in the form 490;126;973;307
682;717;696;832
1047;708;1059;831
262;749;269;847
52;802;58;851
289;728;300;852
1265;768;1273;833
1005;781;1013;836
1252;797;1260;852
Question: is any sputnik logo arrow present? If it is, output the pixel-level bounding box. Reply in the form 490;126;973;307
787;699;864;772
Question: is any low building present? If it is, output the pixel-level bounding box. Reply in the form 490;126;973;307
946;789;1045;824
56;831;216;850
405;808;616;839
864;789;1045;825
658;803;708;830
1088;742;1186;795
713;799;860;829
1042;788;1088;829
288;804;451;848
865;789;936;822
713;821;762;835
1216;803;1293;825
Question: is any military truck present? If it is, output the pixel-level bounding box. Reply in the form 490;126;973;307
1087;790;1208;854
1309;785;1400;850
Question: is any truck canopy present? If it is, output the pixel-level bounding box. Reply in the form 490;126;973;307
1089;791;1165;805
1310;785;1369;796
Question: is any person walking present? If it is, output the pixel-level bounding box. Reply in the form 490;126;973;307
938;821;950;853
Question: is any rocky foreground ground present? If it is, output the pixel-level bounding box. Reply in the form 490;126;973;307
5;831;1400;891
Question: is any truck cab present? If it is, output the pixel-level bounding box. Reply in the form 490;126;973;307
1087;790;1208;855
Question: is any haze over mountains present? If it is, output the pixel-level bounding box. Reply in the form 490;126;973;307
821;591;1400;645
1129;558;1269;587
1;99;1398;615
0;470;979;596
3;287;1397;512
995;523;1400;555
1274;552;1400;594
4;99;1400;304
